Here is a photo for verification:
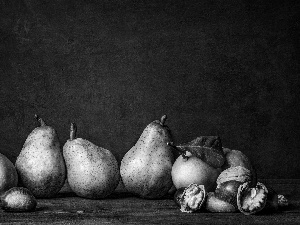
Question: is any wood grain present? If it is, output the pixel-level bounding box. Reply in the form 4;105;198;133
1;179;299;224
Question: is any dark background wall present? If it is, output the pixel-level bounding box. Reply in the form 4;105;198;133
0;0;299;179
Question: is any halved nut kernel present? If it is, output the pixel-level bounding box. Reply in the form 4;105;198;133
178;183;206;213
237;182;268;215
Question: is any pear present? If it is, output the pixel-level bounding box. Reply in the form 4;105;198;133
0;153;18;196
15;115;66;198
120;115;174;199
63;123;120;199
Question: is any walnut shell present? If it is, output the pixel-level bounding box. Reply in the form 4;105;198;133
237;182;268;215
216;166;254;188
177;183;206;213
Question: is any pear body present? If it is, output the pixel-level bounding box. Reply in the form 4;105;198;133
0;153;18;196
172;155;221;192
120;116;174;199
15;123;66;198
63;138;120;199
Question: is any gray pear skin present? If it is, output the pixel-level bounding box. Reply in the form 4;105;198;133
63;123;120;199
120;115;174;199
15;115;66;198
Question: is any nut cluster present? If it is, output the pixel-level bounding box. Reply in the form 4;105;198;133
173;149;288;215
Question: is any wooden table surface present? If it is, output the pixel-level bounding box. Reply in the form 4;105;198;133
1;179;299;225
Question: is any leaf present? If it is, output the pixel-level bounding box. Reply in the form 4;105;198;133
170;136;225;168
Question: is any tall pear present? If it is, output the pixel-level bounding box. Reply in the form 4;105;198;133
63;123;120;199
15;115;66;198
120;115;174;199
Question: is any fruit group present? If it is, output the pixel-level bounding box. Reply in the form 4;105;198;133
120;115;174;199
15;115;66;198
1;187;37;212
0;153;18;196
63;123;120;199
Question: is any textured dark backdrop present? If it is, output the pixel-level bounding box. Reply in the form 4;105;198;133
0;0;299;179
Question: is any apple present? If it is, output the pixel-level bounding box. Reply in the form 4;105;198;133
171;152;221;192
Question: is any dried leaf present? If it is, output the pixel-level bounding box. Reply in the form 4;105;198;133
172;136;225;168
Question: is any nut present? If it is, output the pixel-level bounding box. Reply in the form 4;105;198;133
174;187;185;207
216;166;253;188
1;187;37;212
175;183;206;213
215;180;243;209
278;194;288;207
237;182;268;215
205;192;237;213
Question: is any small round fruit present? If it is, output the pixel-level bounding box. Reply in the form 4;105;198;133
1;187;37;212
172;155;221;192
0;153;18;196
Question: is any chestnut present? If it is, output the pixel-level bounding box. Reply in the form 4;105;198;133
215;180;243;208
205;192;237;213
264;186;279;212
1;187;37;212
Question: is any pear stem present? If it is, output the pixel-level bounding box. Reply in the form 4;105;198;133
167;142;188;159
35;114;46;126
70;123;77;140
160;115;167;126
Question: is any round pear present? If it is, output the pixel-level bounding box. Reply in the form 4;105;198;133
63;123;120;199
